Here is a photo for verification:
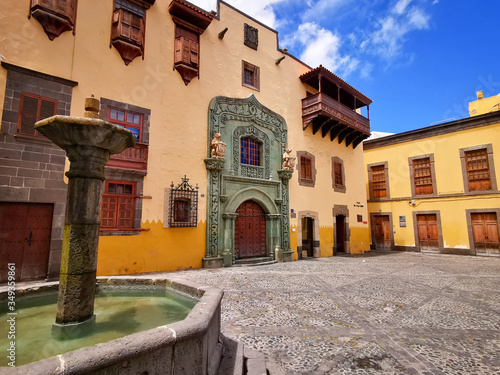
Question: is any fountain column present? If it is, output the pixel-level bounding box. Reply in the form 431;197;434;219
35;96;135;328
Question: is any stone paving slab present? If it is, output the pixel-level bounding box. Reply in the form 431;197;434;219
170;252;500;374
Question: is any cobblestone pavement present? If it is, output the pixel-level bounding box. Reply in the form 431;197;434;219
170;252;500;375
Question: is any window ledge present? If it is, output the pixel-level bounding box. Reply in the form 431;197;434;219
100;228;149;236
242;83;260;92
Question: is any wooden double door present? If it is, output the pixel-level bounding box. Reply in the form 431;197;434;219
373;215;391;250
416;214;439;253
234;200;266;259
0;203;53;282
471;213;500;256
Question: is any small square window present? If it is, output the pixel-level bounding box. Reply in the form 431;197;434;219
17;93;58;137
357;215;363;223
242;61;260;91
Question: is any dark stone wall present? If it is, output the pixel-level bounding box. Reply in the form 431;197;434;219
0;64;76;280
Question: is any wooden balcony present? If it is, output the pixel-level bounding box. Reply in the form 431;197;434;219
106;143;148;173
300;65;372;149
302;92;370;133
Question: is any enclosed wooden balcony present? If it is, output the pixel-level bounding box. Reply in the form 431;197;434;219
300;66;372;149
106;143;148;173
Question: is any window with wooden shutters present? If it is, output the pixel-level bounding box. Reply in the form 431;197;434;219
111;0;148;65
101;181;135;230
301;157;312;180
332;157;346;193
371;165;387;198
413;157;433;195
175;25;199;67
29;0;78;40
297;151;316;187
17;93;58;137
465;148;492;191
242;61;260;91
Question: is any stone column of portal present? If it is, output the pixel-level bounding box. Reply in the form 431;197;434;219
222;213;238;267
266;214;281;260
55;96;108;326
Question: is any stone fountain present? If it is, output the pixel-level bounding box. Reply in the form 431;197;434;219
0;97;224;374
35;95;135;333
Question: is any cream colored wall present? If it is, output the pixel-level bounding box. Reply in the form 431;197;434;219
0;0;370;273
364;122;500;250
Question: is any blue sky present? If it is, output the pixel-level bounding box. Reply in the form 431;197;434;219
189;0;500;133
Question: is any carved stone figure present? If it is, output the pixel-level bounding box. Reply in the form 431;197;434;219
211;132;226;159
282;148;296;171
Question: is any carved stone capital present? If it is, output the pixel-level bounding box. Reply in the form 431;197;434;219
266;214;281;220
278;169;294;180
222;213;239;220
204;158;225;171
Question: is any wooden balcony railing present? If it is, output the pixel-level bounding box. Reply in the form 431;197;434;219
106;143;148;173
302;92;370;135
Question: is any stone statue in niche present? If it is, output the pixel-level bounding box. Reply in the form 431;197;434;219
282;148;296;171
211;132;226;159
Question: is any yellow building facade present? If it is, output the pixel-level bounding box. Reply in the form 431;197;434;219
364;95;500;257
0;0;371;281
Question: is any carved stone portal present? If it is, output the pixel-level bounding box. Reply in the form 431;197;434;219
204;95;292;268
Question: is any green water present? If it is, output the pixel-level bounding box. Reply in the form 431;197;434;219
0;287;197;367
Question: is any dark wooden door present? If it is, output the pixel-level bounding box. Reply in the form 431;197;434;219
374;215;391;249
235;201;266;259
302;217;313;257
0;203;53;282
417;214;439;252
471;213;500;256
336;215;345;252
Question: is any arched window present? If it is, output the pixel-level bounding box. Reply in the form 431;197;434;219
241;137;261;166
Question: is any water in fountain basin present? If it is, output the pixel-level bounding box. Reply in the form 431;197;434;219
0;286;197;366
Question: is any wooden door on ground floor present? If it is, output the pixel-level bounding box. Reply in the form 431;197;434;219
471;213;500;257
336;215;346;253
234;200;266;259
301;217;314;257
416;214;439;253
373;215;391;250
0;202;53;282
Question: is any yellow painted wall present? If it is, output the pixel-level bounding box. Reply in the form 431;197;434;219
1;0;370;274
364;120;500;251
469;92;500;116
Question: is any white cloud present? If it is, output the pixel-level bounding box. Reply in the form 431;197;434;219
393;0;412;15
301;0;354;22
292;22;359;77
362;2;430;61
188;0;287;28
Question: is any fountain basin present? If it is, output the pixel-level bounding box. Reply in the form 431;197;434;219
1;276;223;375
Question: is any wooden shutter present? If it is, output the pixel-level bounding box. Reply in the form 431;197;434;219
301;157;312;180
112;8;144;47
465;149;491;191
174;25;199;67
334;161;343;186
413;157;433;195
18;94;57;136
371;165;387;198
101;196;117;228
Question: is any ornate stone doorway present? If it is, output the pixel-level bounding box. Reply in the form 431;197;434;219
235;200;266;258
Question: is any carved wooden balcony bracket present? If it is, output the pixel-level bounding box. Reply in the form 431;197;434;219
29;0;78;41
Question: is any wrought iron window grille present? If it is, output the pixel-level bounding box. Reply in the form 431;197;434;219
169;175;199;228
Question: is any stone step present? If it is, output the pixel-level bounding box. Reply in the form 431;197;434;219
233;257;276;267
218;335;244;375
217;335;287;375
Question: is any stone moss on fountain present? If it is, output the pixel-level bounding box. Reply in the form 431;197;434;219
35;96;135;329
